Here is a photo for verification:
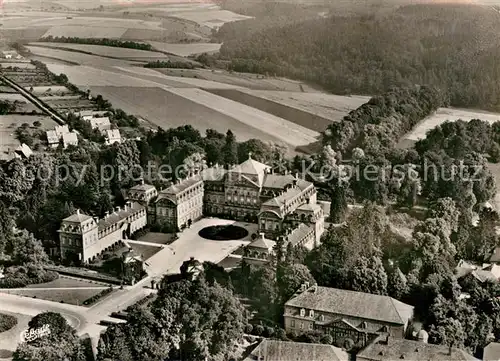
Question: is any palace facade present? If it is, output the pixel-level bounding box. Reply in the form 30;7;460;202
127;155;326;246
58;156;326;264
58;202;147;264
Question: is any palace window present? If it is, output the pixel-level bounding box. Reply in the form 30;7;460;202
300;322;304;330
309;310;314;318
320;315;325;322
291;320;295;328
309;323;313;330
300;308;305;317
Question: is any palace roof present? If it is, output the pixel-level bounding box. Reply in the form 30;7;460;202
244;340;348;361
285;286;413;325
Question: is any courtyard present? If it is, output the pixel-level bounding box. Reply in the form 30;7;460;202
144;217;257;278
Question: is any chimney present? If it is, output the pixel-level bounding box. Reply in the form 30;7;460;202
295;172;299;179
140;178;144;185
76;209;80;215
260;232;265;240
115;206;120;213
105;211;109;219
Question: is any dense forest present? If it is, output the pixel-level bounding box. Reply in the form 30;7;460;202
217;3;500;111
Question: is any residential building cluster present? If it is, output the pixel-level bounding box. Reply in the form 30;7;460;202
46;124;78;149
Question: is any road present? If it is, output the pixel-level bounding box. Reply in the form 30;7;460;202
0;218;255;356
0;75;66;125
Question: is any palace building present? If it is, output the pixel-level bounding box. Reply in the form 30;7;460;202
127;155;326;247
59;156;326;264
58;202;147;263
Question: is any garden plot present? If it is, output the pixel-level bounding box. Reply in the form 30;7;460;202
0;114;57;159
148;41;222;56
0;62;36;69
5;288;108;306
26;85;71;94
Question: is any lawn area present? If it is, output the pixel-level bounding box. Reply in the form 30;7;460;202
27;275;109;289
125;242;163;261
137;232;175;245
5;287;109;306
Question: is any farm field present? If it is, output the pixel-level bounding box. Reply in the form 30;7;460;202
147;41;222;56
401;107;500;145
45;63;183;87
209;88;369;131
152;68;321;91
115;66;241;89
88;85;312;148
25;46;139;67
166;87;319;146
30;42;170;60
168;9;252;28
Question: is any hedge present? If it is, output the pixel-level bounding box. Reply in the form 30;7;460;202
83;287;114;306
0;313;18;333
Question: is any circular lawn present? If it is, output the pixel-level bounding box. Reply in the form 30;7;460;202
198;225;249;241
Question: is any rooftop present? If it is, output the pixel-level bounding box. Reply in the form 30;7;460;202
15;143;32;158
62;132;78;146
285;286;413;325
62;209;93;224
262;174;295;189
484;342;500;361
162;174;203;196
129;182;156;192
263;179;313;208
286;223;314;247
230;156;270;187
244;340;348;361
46;130;59;143
201;165;226;182
248;233;276;250
358;337;478;361
98;202;144;231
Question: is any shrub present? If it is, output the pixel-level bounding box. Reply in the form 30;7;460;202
0;313;17;333
254;324;264;336
264;326;275;337
275;328;287;340
320;334;333;345
245;324;253;334
82;287;114;306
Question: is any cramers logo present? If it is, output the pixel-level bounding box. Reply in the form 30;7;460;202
20;325;51;343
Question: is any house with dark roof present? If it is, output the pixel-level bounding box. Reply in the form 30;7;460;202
244;339;348;361
243;232;276;265
284;285;414;349
357;335;478;361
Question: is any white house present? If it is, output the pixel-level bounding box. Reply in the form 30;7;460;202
89;117;111;132
62;132;78;149
105;129;121;145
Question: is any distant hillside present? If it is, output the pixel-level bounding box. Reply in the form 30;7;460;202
217;3;500;111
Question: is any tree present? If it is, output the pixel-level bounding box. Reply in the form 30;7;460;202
98;277;247;361
222;130;238;166
387;266;409;300
7;230;49;265
13;312;86;361
277;264;315;303
348;255;388;295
